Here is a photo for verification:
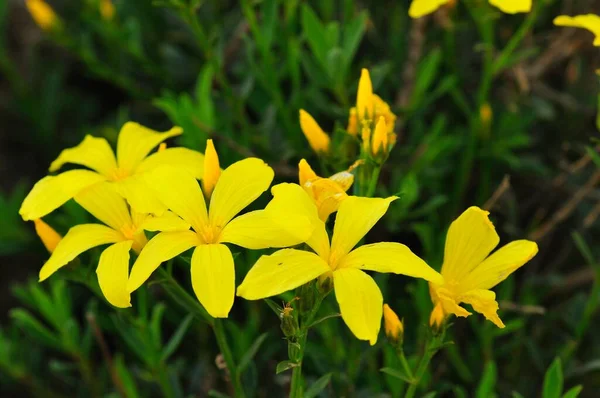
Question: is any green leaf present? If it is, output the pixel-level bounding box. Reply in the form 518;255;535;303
161;314;194;361
238;332;268;374
208;390;231;398
305;373;332;398
562;385;583;398
114;354;140;398
476;362;497;398
194;65;216;129
301;4;329;73
264;298;283;317
276;360;298;374
10;309;63;350
341;11;368;73
150;303;166;350
585;146;600;169
380;367;413;383
409;48;443;110
543;358;564;398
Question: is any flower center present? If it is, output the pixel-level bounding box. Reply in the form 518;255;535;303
109;167;130;181
198;225;222;244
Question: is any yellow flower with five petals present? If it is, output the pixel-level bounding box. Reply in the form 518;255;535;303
39;182;190;308
554;14;600;46
298;159;354;221
408;0;531;18
127;141;315;318
428;207;538;328
19;122;204;221
237;195;442;345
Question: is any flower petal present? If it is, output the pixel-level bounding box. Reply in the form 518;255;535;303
340;242;443;284
489;0;531;14
137;147;205;179
298;159;318;186
127;230;199;293
441;206;499;281
333;268;382;345
554;14;600;46
39;224;122;281
113;175;168;215
330;196;397;263
237;249;329;300
461;240;538;291
49;135;117;176
74;182;131;231
356;68;374;119
209;158;274;227
202;139;221;199
143;166;208;231
116;122;182;173
139;211;191;232
33;218;62;253
408;0;449;18
299;110;330;153
191;244;235;318
20;170;106;221
461;289;505;328
97;241;133;308
329;171;354;192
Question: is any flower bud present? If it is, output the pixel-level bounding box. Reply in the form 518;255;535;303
26;0;60;31
383;304;403;345
280;304;299;338
299;109;330;154
33;219;61;253
429;303;446;330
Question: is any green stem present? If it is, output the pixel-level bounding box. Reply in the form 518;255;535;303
365;165;381;198
404;342;437;398
398;349;414;381
156;364;176;398
213;319;246;398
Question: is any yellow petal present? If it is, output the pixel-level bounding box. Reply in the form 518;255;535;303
113;175;168;215
49;135;117;176
143;166;208;232
299;109;330;153
383;304;403;341
554;14;600;46
461;240;538;291
330;196;397;264
137;147;205;180
202;139;221;199
209;158;274;227
74;182;131;231
371;116;387;155
429;302;446;328
97;241;132;308
435;287;472;318
356;68;374;119
306;220;331;260
441;206;499;282
20;170;106;221
408;0;450;18
339;242;444;284
237;249;329;300
39;224;122;281
298;159;318;186
116;122;182;174
489;0;531;14
191;244;235;318
304;178;348;221
329;171;354;192
127;230;199;293
26;0;59;30
138;211;191;232
347;107;358;136
33;219;62;253
333;268;383;345
461;289;505;328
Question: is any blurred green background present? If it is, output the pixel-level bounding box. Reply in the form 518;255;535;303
1;0;599;396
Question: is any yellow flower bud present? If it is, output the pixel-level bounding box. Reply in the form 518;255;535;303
480;103;493;125
357;68;374;120
361;124;371;153
202;139;221;199
26;0;59;31
383;304;404;343
100;0;116;21
429;303;446;329
299;109;330;154
33;218;62;253
347;107;358;136
298;159;318;187
372;116;388;156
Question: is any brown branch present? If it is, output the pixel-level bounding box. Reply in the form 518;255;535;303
395;16;428;110
87;313;128;398
483;175;511;211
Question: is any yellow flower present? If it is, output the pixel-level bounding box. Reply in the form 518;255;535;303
38;182;190;308
20;122;205;221
349;69;397;155
429;300;446;329
100;0;116;21
34;218;62;253
408;0;531;18
238;196;442;345
428;207;538;328
299;109;331;154
26;0;60;31
298;159;354;221
554;14;600;46
383;304;404;343
127;143;315;318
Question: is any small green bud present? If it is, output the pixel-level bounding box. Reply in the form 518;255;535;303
287;341;301;361
297;282;316;315
280;304;299;338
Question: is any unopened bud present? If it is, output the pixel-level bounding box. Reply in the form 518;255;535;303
280;304;299;338
383;304;404;345
429;303;446;330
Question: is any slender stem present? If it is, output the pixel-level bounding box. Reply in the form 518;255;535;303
404;342;437;398
398;349;414;381
365;165;382;198
156;364;176;398
214;319;246;398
